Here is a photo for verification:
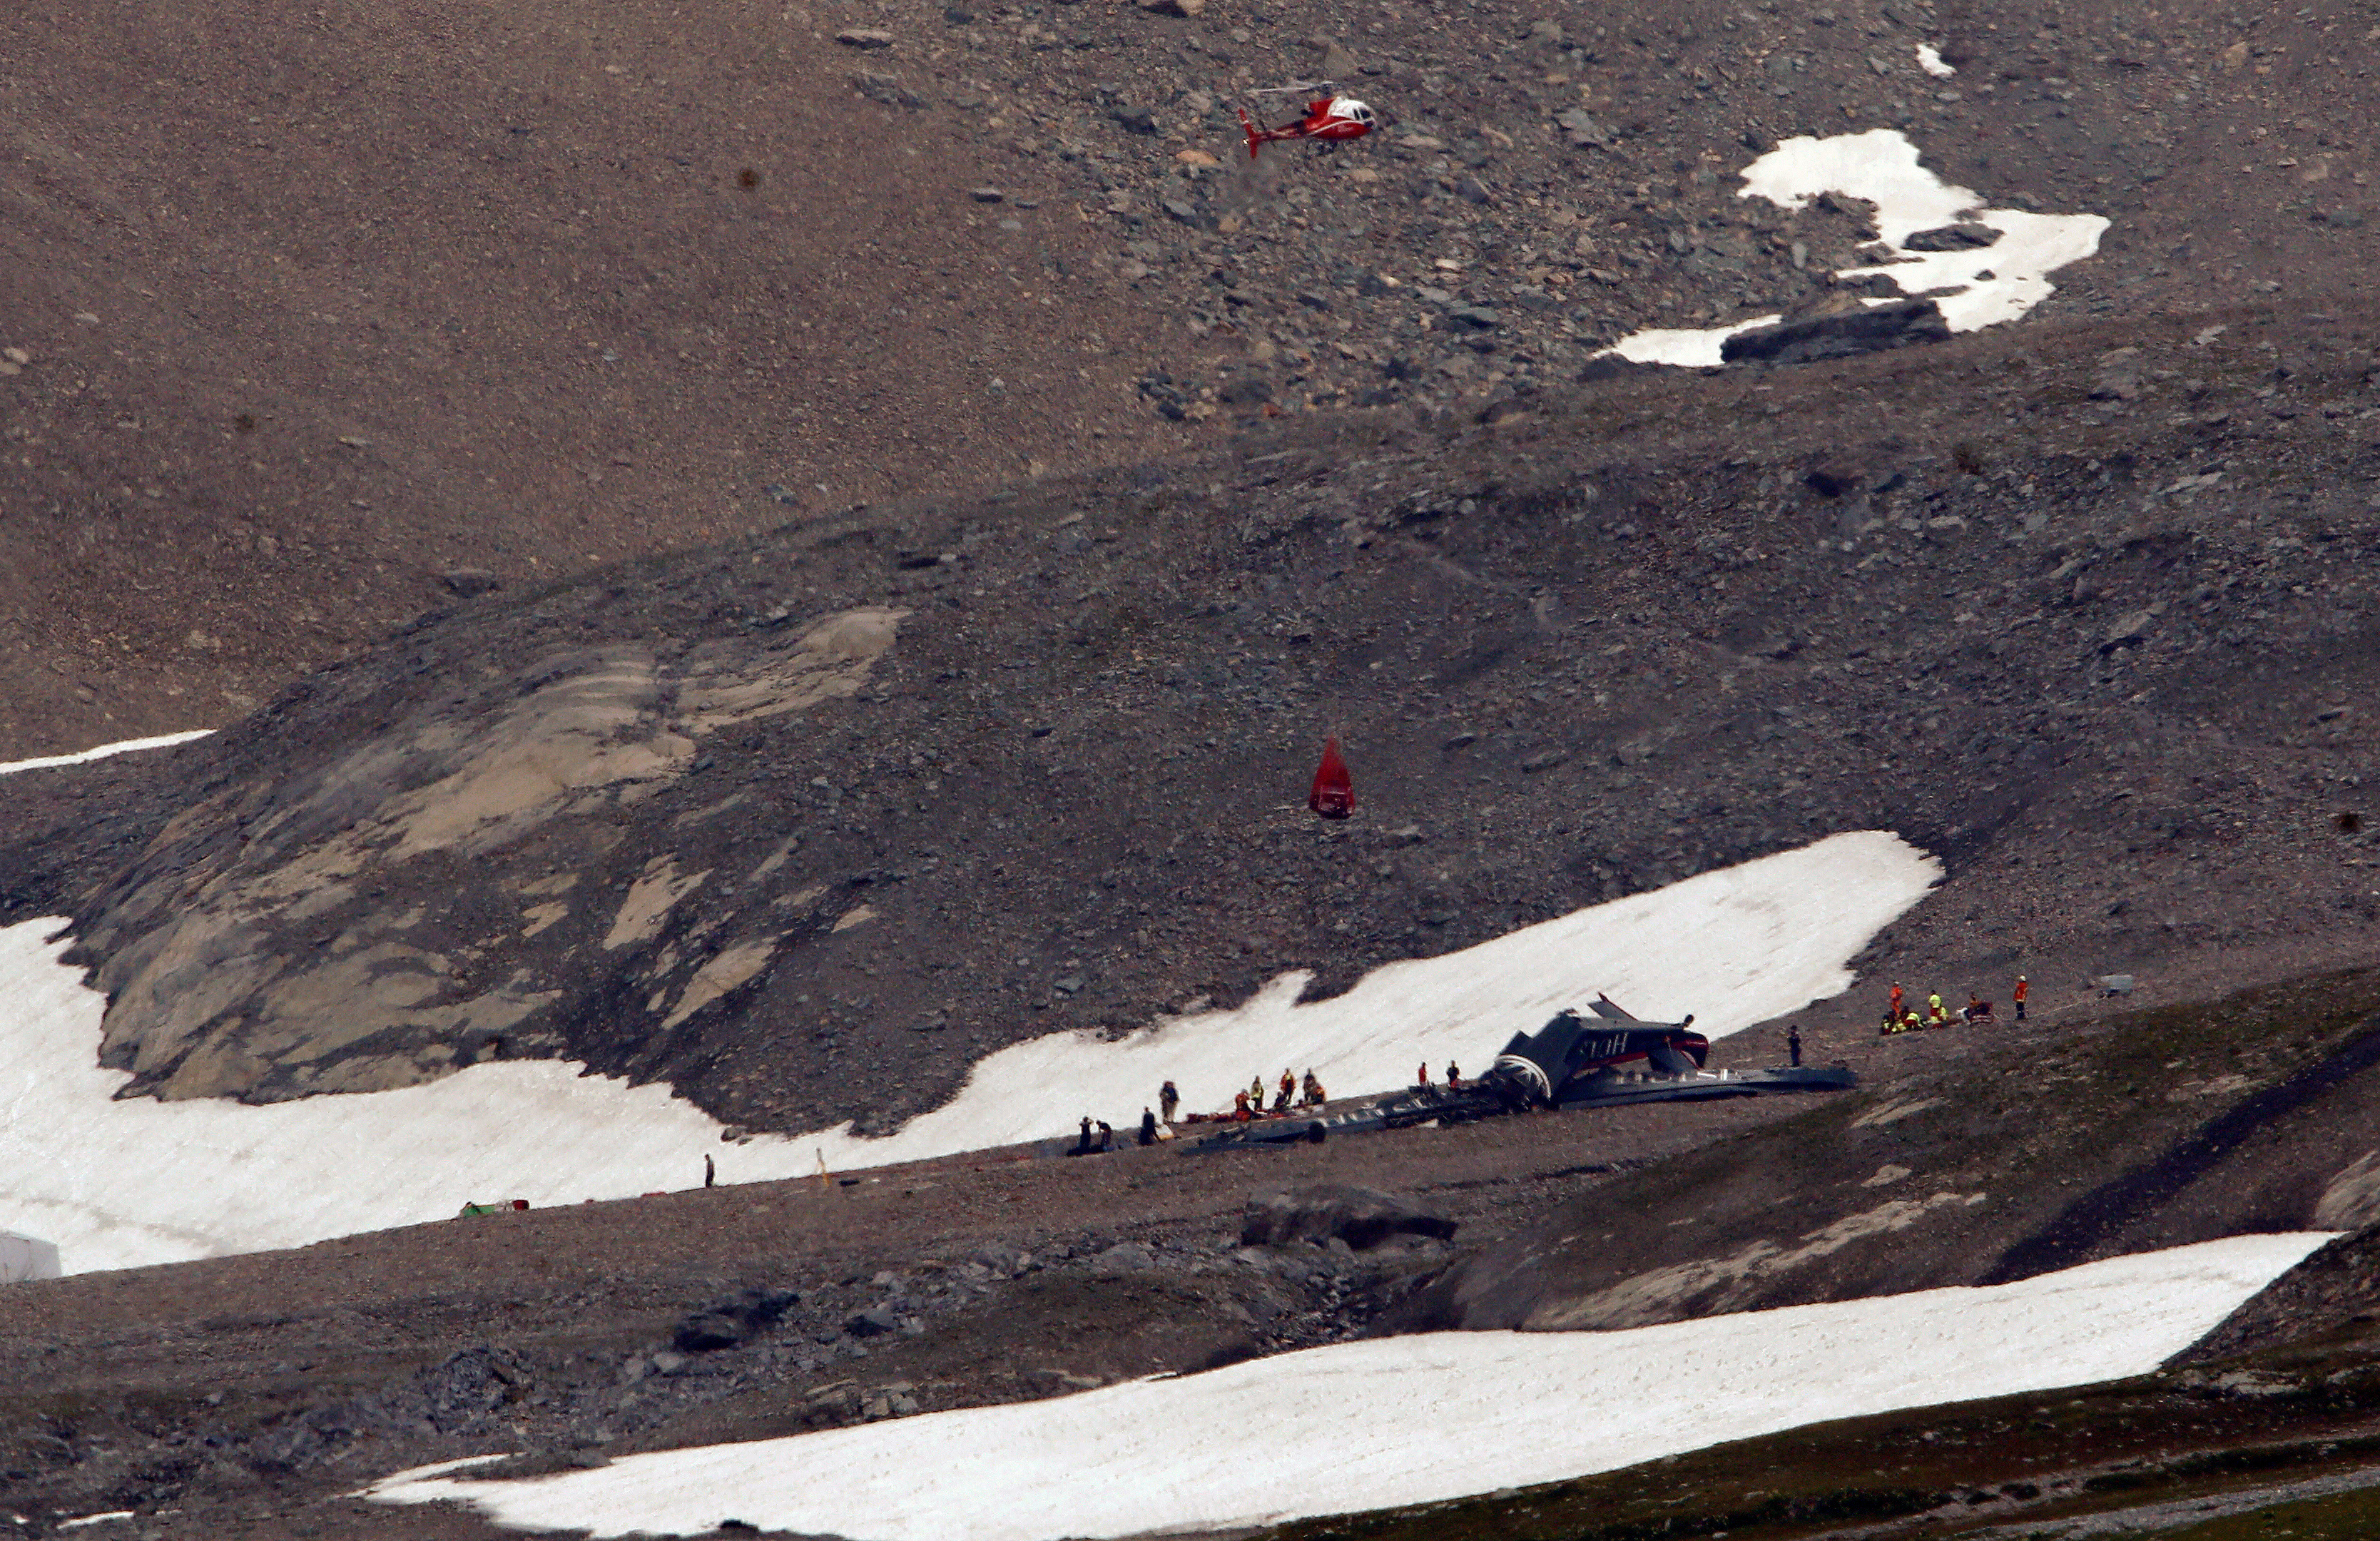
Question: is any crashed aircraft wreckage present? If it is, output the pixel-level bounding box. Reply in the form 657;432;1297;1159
1192;995;1854;1152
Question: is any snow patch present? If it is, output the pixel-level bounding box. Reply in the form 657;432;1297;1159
1602;130;2105;362
1739;131;2107;333
0;831;1934;1273
0;917;824;1274
363;1234;2331;1541
1606;312;1782;368
1916;43;1956;77
785;830;1936;1169
0;728;213;777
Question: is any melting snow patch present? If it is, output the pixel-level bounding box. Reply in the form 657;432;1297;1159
1605;312;1783;368
0;832;1934;1273
0;916;834;1274
779;829;1936;1169
1603;129;2105;362
0;728;213;777
1739;132;2108;332
1916;43;1956;77
364;1234;2331;1541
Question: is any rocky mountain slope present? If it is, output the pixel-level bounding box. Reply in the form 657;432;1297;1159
0;0;1188;756
1401;968;2380;1333
7;295;2376;1141
5;982;2380;1539
7;0;2380;1535
0;1094;1784;1535
4;0;2372;757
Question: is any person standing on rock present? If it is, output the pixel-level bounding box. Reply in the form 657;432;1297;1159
704;1154;716;1189
1250;1075;1266;1110
1276;1069;1296;1111
1416;1061;1431;1088
1445;1062;1463;1091
1160;1080;1180;1124
1139;1107;1158;1146
1890;982;1905;1019
1301;1069;1325;1107
2014;975;2029;1022
1788;1026;1802;1067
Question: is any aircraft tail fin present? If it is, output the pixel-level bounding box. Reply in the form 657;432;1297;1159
1238;107;1264;158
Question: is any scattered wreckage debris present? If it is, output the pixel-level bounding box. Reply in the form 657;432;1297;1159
1193;995;1855;1152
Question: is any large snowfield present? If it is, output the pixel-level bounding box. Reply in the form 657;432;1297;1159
0;918;818;1275
1607;128;2108;367
365;1233;2330;1541
0;828;1935;1273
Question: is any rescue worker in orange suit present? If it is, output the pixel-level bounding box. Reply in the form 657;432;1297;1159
1276;1069;1296;1111
1301;1069;1325;1106
2014;975;2029;1022
1233;1089;1251;1119
1889;982;1905;1018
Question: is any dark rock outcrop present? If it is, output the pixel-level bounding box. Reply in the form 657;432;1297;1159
1721;297;1951;365
2173;1224;2380;1365
1903;222;2001;251
674;1287;802;1353
1241;1184;1458;1251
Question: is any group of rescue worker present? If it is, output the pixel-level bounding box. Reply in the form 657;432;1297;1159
1133;1070;1336;1126
1879;975;2030;1036
1075;1069;1331;1158
1220;1067;1328;1119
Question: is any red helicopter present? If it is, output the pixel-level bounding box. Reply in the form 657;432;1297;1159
1237;88;1377;158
